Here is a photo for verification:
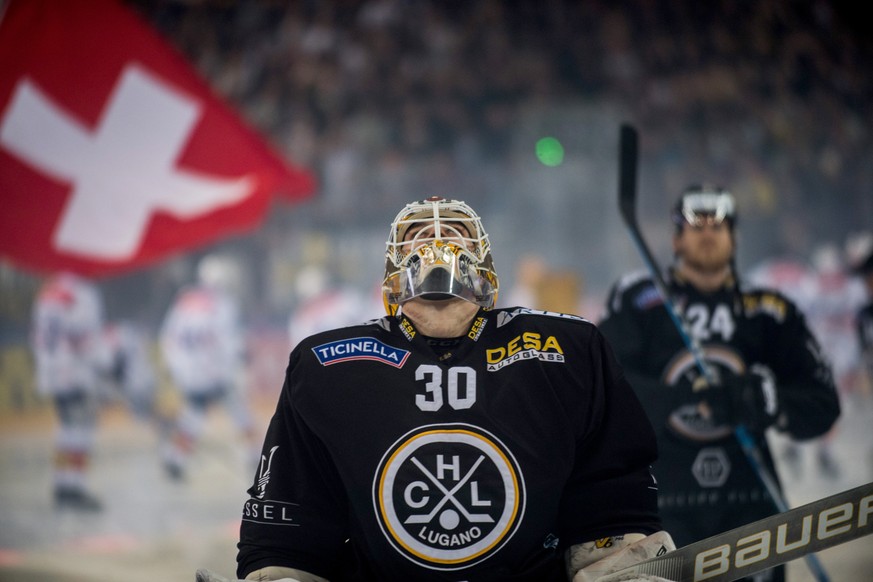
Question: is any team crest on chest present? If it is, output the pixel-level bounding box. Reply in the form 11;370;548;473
663;345;745;444
372;423;525;571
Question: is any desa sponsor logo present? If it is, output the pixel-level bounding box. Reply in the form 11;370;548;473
485;332;564;371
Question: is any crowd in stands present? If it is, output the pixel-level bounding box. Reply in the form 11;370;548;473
128;0;872;240
3;0;871;334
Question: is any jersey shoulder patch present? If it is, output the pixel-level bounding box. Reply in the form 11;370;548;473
295;319;412;369
739;286;794;323
616;268;652;291
296;317;391;348
610;270;661;312
494;307;589;328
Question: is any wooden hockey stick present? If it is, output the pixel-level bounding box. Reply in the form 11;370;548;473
616;123;829;581
603;482;872;582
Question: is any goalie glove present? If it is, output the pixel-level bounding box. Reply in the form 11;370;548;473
567;531;676;582
696;363;779;433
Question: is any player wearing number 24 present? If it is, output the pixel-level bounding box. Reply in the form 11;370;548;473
197;197;678;582
597;185;840;582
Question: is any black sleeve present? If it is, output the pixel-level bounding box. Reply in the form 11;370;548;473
597;279;684;428
236;351;349;579
858;305;873;378
764;301;840;440
557;328;661;548
597;277;647;363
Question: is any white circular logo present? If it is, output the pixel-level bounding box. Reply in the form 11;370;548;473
373;423;525;571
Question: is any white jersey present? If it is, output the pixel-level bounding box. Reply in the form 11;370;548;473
160;285;245;394
30;272;108;396
746;257;816;309
804;266;866;383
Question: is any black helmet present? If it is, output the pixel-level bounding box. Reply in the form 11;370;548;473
672;184;737;232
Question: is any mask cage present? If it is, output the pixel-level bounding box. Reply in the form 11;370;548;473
382;198;499;314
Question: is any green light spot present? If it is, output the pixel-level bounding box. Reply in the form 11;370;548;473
535;137;564;167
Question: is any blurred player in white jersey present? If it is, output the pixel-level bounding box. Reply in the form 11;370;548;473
30;271;109;511
159;255;257;480
747;243;866;479
806;244;867;396
746;255;816;308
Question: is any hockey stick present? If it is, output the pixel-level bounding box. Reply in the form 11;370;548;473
603;481;872;582
616;123;830;581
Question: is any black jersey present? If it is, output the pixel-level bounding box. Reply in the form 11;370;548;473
237;307;661;581
598;269;840;550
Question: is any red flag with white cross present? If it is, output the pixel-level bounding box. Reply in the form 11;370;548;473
0;0;316;278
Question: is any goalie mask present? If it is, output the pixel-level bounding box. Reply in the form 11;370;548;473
382;197;499;315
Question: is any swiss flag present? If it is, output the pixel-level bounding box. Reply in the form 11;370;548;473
0;0;316;278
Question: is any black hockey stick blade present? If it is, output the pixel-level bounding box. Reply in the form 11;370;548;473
617;123;666;293
618;123;639;229
602;482;873;582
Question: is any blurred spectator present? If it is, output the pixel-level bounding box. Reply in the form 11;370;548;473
500;253;548;309
112;0;873;332
536;269;584;315
500;254;596;318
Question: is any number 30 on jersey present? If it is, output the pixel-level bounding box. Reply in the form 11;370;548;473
415;365;477;411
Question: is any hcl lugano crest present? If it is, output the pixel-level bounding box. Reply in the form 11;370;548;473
372;423;526;571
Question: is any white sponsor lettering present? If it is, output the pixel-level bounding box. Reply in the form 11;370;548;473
242;500;297;525
486;349;564;371
695;545;730;580
417;526;482;547
776;517;811;553
496;308;585;327
735;532;769;569
693;493;873;581
818;503;852;539
315;339;400;362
